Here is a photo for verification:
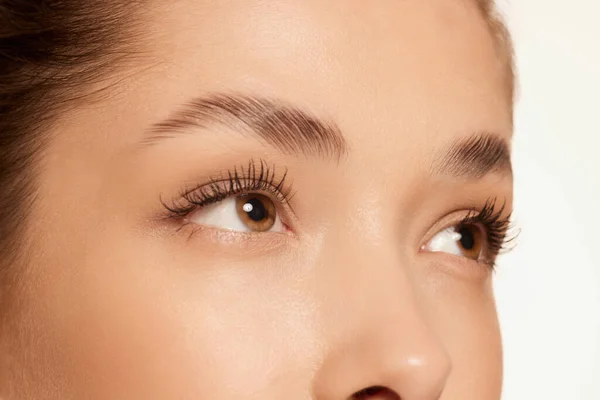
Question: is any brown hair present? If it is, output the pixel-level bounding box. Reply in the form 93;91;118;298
0;1;146;284
0;0;514;283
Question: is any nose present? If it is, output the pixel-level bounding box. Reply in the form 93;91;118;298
311;239;452;400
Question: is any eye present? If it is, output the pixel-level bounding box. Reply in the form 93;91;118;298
422;223;486;261
186;193;284;233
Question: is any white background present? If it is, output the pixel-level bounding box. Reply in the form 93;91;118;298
494;1;600;399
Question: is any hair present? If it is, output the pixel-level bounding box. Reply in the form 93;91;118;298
0;1;148;305
0;0;515;290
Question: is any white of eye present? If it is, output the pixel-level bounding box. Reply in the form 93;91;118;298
422;227;464;256
186;196;284;233
422;223;485;262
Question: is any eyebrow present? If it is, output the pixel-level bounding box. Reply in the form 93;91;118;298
144;92;511;180
144;92;348;161
431;133;513;179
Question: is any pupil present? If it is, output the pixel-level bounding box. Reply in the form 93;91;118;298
459;226;475;250
244;198;267;222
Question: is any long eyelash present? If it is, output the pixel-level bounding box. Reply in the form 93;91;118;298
460;197;518;267
161;159;293;219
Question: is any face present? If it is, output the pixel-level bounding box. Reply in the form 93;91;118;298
2;0;513;399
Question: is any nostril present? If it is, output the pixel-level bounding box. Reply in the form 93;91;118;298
351;386;400;400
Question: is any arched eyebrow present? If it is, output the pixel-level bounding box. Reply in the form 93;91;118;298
143;92;511;180
431;133;513;179
143;92;348;161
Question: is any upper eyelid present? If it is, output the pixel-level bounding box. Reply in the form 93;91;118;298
185;178;291;204
177;159;292;199
160;161;296;222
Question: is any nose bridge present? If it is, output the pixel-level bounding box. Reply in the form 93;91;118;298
311;231;451;400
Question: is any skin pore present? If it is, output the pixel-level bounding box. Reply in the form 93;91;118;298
0;0;514;399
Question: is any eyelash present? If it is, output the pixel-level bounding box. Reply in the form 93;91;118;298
161;163;516;267
457;197;516;267
161;159;294;219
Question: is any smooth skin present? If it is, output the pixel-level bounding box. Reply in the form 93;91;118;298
1;0;513;399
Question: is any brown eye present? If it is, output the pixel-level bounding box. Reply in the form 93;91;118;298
455;224;484;260
187;193;284;233
422;223;486;261
235;194;277;232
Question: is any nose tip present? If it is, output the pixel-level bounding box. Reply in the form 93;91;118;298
395;351;451;399
312;324;452;400
363;340;452;400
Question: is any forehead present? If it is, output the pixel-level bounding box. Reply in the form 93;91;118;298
135;0;512;150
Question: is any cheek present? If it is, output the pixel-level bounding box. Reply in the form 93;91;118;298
15;226;321;399
13;233;204;397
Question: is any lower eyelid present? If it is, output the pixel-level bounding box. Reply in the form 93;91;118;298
421;252;498;280
169;220;296;256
